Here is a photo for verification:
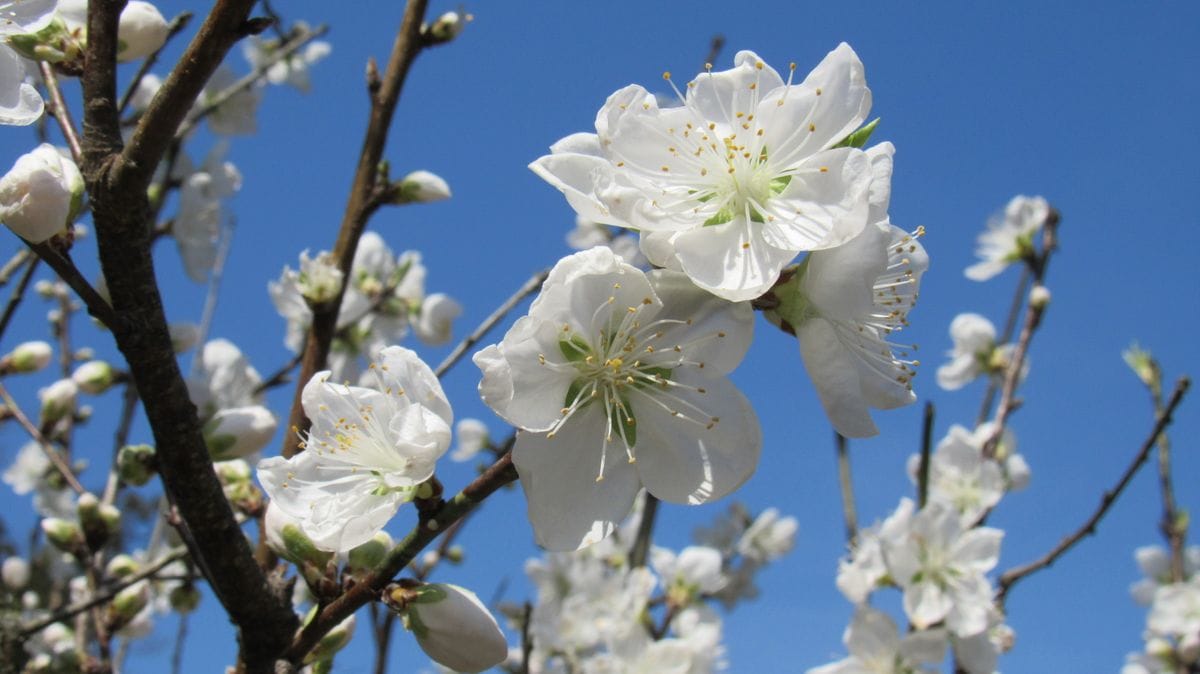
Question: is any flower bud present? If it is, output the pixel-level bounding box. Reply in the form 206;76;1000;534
214;459;252;485
78;492;120;550
4;340;52;374
1028;284;1051;310
169;322;200;353
395;583;507;674
2;556;31;590
424;11;470;43
41;517;83;554
414;293;462;346
108;581;150;631
6;17;82;64
116;2;169;62
71;360;116;394
265;501;333;567
445;545;464;564
345;531;392;573
203;405;278;460
391;170;452;204
169;584;202;614
34;279;58;298
451;418;490;462
38;378;78;423
117;444;156;486
106;554;140;578
1123;343;1162;393
304;614;356;665
0;144;84;243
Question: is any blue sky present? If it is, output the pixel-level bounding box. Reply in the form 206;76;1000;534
1;1;1198;671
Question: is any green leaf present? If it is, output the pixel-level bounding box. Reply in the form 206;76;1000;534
559;334;592;363
833;118;880;149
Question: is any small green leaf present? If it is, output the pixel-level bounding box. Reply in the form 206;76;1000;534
833;118;880;149
559;334;592;363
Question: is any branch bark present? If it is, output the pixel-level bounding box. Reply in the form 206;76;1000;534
79;1;296;670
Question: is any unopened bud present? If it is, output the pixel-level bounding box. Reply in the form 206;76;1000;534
1123;343;1162;393
265;501;333;567
444;546;464;564
78;493;120;550
71;360;116;394
304;614;356;665
414;293;462;346
117;444;156;486
6;18;81;65
4;340;52;374
41;517;83;554
1028;284;1051;310
116;2;169;62
203;406;278;460
169;322;200;354
346;531;392;573
424;11;471;43
396;583;507;674
108;581;150;630
214;459;252;485
2;556;31;590
169;584;202;614
38;378;78;423
106;554;140;578
0;144;84;243
34;280;58;298
391;170;452;204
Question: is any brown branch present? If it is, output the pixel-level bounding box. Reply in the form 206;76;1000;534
629;493;661;568
835;432;858;543
39;63;83;165
1150;377;1188;582
19;546;190;638
917;402;934;508
80;2;296;670
0;249;31;285
982;209;1059;459
996;377;1191;605
253;351;303;395
434;268;550;378
0;382;85;494
282;0;433;458
976;269;1028;426
0;255;39;341
285;451;519;663
26;240;116;329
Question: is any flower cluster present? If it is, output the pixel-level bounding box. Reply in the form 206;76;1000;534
1123;545;1200;673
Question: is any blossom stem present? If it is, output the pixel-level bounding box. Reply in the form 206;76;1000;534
629;492;661;568
0;255;39;342
835;432;858;543
996;377;1191;606
917;401;934;508
1149;372;1188;583
0;382;85;494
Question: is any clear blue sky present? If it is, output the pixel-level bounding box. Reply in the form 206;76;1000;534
2;1;1198;671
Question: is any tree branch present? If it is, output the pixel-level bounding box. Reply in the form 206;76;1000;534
285;451;519;663
0;382;86;495
434;268;550;378
996;377;1191;605
39;62;83;165
282;0;432;458
835;431;858;543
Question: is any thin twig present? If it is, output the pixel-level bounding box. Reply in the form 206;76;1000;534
282;0;434;458
835;432;858;543
1150;377;1187;582
20;546;190;637
0;382;85;494
917;402;935;508
38;62;83;165
0;249;31;285
102;383;141;505
435;269;550;378
253;351;303;395
0;255;39;341
118;12;195;115
996;377;1190;605
519;601;533;674
371;611;396;674
629;493;661;568
983;210;1059;459
976;268;1029;426
26;241;115;329
170;609;190;674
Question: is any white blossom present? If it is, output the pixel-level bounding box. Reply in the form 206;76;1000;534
450;418;490;462
403;583;508;674
202;66;261;136
736;507;798;562
964;195;1049;281
936;313;1004;391
906;424;1005;526
242;24;331;93
1132;546;1200;605
475;247;760;550
531;45;877;302
257;346;452;552
0;0;56;126
836;498;913;604
807;607;945;674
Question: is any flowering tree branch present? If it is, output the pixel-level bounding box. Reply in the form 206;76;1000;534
983;209;1059;459
38;63;83;165
996;376;1191;606
282;0;432;458
285;451;519;663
